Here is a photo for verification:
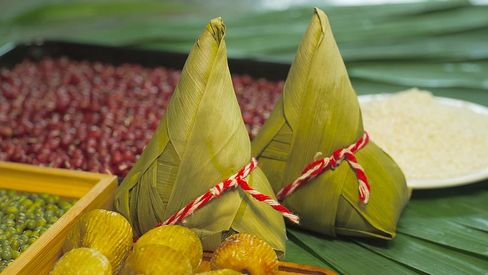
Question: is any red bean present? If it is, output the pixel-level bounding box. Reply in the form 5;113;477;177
0;57;283;176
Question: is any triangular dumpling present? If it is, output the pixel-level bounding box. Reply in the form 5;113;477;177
252;8;410;239
115;18;286;252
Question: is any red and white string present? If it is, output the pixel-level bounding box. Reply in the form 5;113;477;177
157;158;299;227
276;132;371;204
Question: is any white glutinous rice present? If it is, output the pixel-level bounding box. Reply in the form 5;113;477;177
361;88;488;181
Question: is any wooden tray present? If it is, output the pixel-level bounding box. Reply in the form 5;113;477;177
198;252;337;275
0;161;118;275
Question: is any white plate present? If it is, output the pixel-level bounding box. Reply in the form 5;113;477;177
359;94;488;189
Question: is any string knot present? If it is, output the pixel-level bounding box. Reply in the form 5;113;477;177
277;132;371;204
329;149;344;170
155;158;299;229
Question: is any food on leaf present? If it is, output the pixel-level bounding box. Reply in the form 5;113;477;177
115;17;286;252
251;8;410;239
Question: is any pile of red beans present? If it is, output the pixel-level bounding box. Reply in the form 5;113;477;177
0;57;283;176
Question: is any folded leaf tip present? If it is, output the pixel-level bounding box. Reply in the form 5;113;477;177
313;7;329;33
207;17;225;42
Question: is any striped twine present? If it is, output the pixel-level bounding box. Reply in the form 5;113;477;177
276;132;371;204
156;158;299;227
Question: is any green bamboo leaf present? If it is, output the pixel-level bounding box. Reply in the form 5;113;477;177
227;6;486;41
3;11;194;45
406;186;488;217
286;186;488;272
340;29;488;62
331;6;488;44
398;218;488;256
138;20;488;64
126;2;486;62
0;0;60;22
114;17;286;252
357;233;488;274
348;61;488;90
284;239;334;269
128;5;488;65
288;229;419;274
6;1;481;65
226;0;470;27
251;8;409;240
457;217;488;233
7;1;185;25
57;17;202;45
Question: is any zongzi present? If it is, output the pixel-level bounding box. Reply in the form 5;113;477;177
251;8;410;239
115;17;288;253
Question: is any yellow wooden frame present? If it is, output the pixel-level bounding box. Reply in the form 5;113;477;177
0;161;117;275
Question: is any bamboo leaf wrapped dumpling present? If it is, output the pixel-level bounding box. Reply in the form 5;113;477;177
115;18;287;252
251;8;410;239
